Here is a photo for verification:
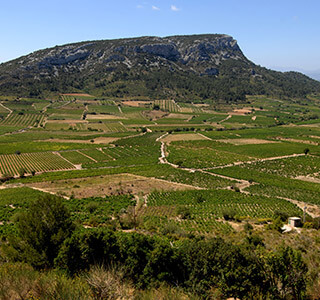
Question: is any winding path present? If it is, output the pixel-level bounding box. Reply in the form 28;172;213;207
158;140;251;191
0;102;13;121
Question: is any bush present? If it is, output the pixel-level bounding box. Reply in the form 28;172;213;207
55;228;118;275
86;265;133;300
176;206;191;219
267;216;283;232
222;208;237;221
4;195;75;269
273;210;289;222
19;168;26;178
87;201;99;213
0;173;13;183
244;222;253;232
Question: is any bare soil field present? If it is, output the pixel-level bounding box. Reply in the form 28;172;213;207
161;133;209;143
61;93;93;97
27;173;198;198
143;110;168;120
218;138;279;145
165;113;193;119
229;108;253;115
86;114;126;120
275;137;319;145
295;176;320;184
46;119;88;124
194;103;210;107
93;137;119;144
39;137;118;144
180;108;195;113
76;100;99;104
122;101;152;107
40;139;95;144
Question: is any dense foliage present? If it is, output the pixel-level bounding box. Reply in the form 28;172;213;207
0;195;310;299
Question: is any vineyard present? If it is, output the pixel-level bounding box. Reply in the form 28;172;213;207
154;100;181;112
0;152;75;176
1;94;320;238
167;140;253;168
235;155;320;178
0;113;45;127
147;190;303;218
178;103;203;113
140;189;303;234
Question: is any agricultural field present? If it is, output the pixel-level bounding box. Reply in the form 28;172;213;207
154;100;181;112
0;113;45;127
140;189;302;234
0;152;75;176
1;93;320;241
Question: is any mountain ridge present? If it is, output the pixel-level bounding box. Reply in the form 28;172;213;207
0;34;319;101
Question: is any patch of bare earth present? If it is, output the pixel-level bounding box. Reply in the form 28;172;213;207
226;221;243;232
76;99;98;104
295;176;320;184
61;93;93;97
194;103;210;107
142;110;168;121
179;107;193;113
86;114;126;120
309;135;320;139
40;137;118;144
161;133;208;143
165;113;193;119
46;119;88;124
275;137;319;145
218;138;279;145
122;101;152;107
229;107;253;115
27;174;198;198
93;137;119;144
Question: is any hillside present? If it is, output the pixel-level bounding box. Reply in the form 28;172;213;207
0;34;319;101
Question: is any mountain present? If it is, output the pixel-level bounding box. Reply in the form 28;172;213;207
0;34;319;101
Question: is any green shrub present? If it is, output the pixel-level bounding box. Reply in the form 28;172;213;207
176;206;192;219
222;208;237;221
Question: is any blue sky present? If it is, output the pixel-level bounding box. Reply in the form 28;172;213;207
1;0;320;72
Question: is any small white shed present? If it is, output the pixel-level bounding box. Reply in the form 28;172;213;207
288;217;301;227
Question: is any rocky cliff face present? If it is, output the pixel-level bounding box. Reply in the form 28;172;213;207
1;34;246;79
0;34;319;100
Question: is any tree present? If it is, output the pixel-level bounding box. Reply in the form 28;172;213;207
55;228;118;275
18;168;26;178
304;148;310;155
4;195;75;269
264;246;308;299
222;208;237;221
